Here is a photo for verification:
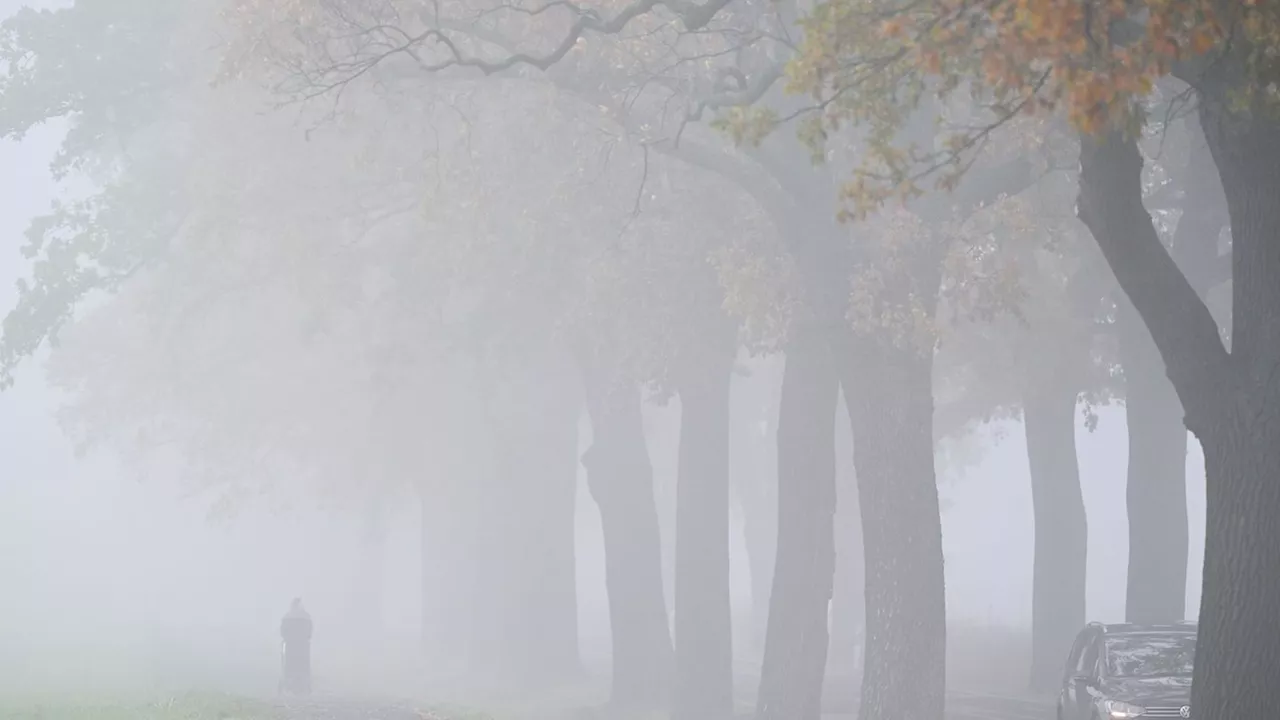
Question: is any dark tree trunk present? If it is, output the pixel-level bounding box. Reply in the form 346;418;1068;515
579;356;673;710
1115;111;1223;627
1119;301;1189;625
841;339;946;720
1187;100;1280;719
1192;408;1280;718
755;332;839;720
1076;96;1280;716
672;337;736;720
1023;379;1088;691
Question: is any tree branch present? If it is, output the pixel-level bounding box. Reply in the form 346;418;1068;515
361;0;734;79
1076;129;1231;431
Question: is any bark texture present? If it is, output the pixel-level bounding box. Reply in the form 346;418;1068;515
1188;98;1280;720
579;356;673;710
755;332;839;720
1076;99;1280;717
1023;379;1088;691
1193;405;1280;718
672;333;737;720
842;339;947;720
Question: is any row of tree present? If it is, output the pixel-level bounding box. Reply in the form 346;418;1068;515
1;0;1272;719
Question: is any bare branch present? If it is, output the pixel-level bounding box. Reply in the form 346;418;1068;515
618;142;651;236
334;0;736;82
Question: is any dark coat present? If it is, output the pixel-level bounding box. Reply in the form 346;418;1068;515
280;608;313;693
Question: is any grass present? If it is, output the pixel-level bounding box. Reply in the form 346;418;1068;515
0;692;278;720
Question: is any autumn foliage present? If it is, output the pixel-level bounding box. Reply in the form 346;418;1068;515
787;0;1278;212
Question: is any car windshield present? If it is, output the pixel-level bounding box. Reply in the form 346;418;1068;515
1105;633;1196;678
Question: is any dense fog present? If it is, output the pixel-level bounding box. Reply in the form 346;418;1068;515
0;112;1209;684
2;0;1266;719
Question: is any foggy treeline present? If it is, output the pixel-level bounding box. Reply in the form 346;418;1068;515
0;1;1274;720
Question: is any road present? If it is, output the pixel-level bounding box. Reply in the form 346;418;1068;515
819;689;1054;720
944;689;1054;720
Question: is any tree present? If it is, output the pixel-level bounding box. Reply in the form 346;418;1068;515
834;3;1280;715
728;351;782;658
577;342;674;709
0;0;209;386
1117;108;1229;626
930;177;1121;691
215;4;1052;715
756;326;838;720
8;2;812;704
520;1;1280;714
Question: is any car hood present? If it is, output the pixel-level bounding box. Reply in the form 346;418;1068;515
1100;675;1192;704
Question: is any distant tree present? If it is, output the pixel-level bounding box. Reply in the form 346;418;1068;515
5;1;806;701
204;4;1039;712
208;5;1041;717
928;174;1121;690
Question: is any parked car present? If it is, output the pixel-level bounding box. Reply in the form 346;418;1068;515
1057;622;1196;720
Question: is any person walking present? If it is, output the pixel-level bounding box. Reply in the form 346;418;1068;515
279;598;313;695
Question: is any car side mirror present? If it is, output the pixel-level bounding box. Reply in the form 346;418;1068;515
1071;673;1094;687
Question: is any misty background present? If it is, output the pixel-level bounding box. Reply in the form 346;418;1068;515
0;0;1209;707
0;114;1206;692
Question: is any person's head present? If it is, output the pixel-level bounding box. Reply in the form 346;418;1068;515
291;597;303;612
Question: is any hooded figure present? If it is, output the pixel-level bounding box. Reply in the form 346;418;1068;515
279;598;313;695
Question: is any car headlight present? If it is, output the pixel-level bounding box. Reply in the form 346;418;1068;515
1103;700;1146;718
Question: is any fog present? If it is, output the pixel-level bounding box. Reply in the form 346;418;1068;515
0;1;1232;718
0;117;1208;680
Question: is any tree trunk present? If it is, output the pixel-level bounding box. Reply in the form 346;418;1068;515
1114;110;1222;627
469;352;582;689
755;332;839;720
1119;301;1189;625
841;340;946;720
1192;409;1280;718
1023;380;1088;691
579;357;673;710
673;339;736;720
732;354;781;657
1075;103;1280;716
828;403;864;676
1187;101;1280;719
